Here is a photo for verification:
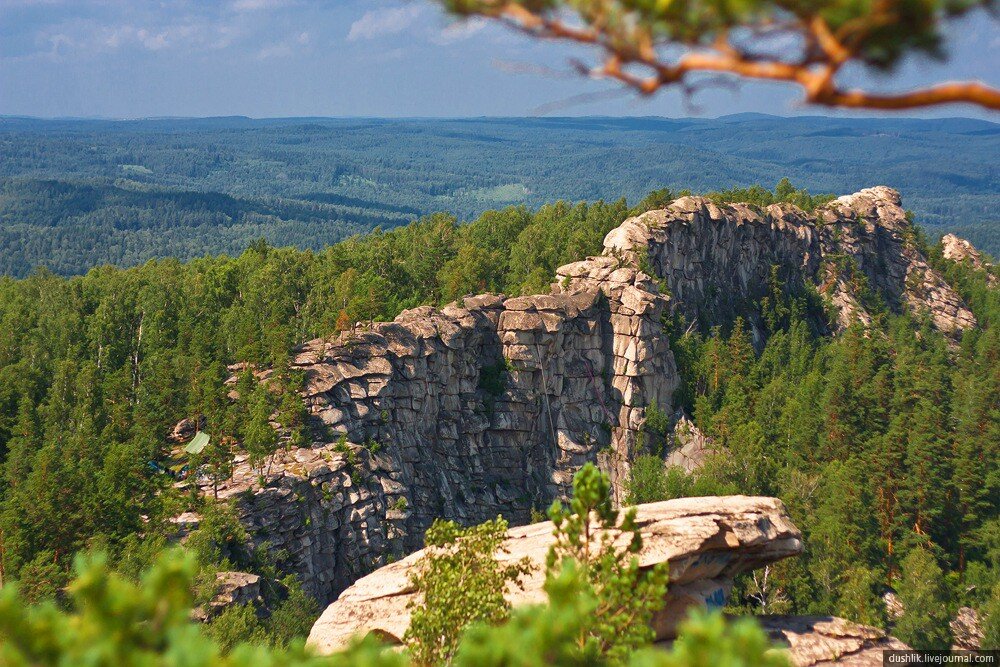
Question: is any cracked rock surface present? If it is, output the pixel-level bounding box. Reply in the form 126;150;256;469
193;188;976;607
758;616;910;666
306;495;803;654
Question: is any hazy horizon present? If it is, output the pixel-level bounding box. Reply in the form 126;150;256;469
2;1;998;120
4;112;998;123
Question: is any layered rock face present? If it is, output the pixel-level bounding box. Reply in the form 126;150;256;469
218;270;675;601
577;186;975;343
306;496;804;654
207;187;975;604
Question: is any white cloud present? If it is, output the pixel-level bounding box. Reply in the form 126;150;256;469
97;22;214;52
231;0;296;12
256;30;310;60
347;5;423;42
432;17;486;45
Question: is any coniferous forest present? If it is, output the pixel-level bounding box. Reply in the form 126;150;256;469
2;0;1000;656
1;115;998;277
0;177;997;658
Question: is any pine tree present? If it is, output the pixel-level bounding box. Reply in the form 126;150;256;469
243;385;278;480
893;547;953;649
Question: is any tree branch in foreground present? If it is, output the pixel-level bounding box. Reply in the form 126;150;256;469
442;0;1000;111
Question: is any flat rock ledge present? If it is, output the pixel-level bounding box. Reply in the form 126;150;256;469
306;495;802;655
757;616;910;666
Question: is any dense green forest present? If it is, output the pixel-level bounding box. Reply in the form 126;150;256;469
629;258;1000;639
0;115;998;277
0;181;996;655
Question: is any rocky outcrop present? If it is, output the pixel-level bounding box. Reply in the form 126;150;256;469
758;616;910;666
664;412;712;473
883;592;983;651
306;496;803;654
942;233;997;286
194;187;976;605
951;606;984;651
210;261;676;602
942;234;994;271
192;571;262;622
574;186;975;343
168;416;204;443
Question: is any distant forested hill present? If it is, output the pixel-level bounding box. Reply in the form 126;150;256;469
0;114;997;276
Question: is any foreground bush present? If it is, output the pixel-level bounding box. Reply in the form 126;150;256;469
0;464;790;666
0;550;785;666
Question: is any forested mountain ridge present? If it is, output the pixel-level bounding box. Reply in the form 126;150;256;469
0;183;996;653
166;185;985;605
1;115;998;277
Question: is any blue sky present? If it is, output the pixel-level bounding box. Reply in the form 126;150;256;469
1;0;998;119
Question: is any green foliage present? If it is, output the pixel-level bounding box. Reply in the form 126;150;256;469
404;517;532;666
707;180;835;213
626;455;672;505
207;576;321;652
835;567;887;629
0;542;789;667
194;435;237;500
478;359;509;398
893;548;953;650
628;244;1000;628
454;564;787;667
546;463;671;663
0;549;404;667
185;502;253;571
983;584;1000;650
208;603;268;653
0;149;996;657
640;404;671;456
633;610;790;667
244;383;279;478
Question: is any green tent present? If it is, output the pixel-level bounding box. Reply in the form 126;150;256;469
184;431;210;455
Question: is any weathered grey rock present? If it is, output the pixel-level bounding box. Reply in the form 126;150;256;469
169;511;201;540
951;606;984;651
560;186;974;342
306;496;803;654
194;187;975;608
168;416;203;443
758;615;910;666
882;590;904;621
665;412;712;473
192;571;262;622
943;234;993;271
942;233;997;285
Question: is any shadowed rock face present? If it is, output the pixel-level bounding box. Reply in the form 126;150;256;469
566;186;975;344
306;496;804;655
204;187;974;605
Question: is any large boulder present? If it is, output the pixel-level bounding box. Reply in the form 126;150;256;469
306;495;803;655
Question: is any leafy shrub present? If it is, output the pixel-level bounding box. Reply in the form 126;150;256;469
546;462;671;663
404;517;532;665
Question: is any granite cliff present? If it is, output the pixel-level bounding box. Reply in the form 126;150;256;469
192;186;976;605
